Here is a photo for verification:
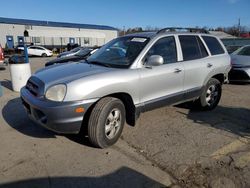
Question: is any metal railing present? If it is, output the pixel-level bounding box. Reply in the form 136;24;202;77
157;27;209;34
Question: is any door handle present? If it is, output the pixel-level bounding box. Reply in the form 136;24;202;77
207;63;213;68
174;68;182;73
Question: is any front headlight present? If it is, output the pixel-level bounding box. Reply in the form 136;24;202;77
45;84;66;102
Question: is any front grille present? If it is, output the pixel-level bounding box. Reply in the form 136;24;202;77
229;70;250;80
26;79;39;96
25;76;45;97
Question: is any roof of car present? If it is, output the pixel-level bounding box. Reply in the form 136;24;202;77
125;32;157;38
29;45;44;47
28;46;47;49
124;31;213;39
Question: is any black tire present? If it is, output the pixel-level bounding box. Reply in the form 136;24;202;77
41;53;47;57
194;78;222;111
88;97;125;148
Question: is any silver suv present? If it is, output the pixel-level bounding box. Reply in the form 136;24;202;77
21;28;231;148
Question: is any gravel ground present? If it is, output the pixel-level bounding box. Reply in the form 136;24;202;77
0;57;250;188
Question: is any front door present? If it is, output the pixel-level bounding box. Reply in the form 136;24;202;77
17;36;24;45
6;35;14;49
69;38;75;44
139;36;184;111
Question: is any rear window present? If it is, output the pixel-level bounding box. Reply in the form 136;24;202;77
179;35;208;61
202;36;225;55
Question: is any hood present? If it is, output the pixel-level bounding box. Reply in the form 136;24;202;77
48;55;81;64
230;55;250;68
34;62;111;87
58;51;72;58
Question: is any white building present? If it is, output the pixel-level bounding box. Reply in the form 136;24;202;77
0;17;118;49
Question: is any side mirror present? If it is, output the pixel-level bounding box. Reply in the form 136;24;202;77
146;55;164;67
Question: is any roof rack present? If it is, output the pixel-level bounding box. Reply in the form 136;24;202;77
157;27;209;34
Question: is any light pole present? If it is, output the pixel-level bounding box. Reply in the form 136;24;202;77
238;18;241;37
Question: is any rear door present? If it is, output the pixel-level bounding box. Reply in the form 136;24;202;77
36;47;45;56
139;36;184;111
6;36;14;49
178;35;211;99
27;47;36;56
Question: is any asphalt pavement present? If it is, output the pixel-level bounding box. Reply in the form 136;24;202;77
0;57;250;188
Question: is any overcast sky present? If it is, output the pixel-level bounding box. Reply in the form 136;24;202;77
0;0;249;29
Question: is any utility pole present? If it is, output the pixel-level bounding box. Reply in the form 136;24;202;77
123;26;125;36
238;18;241;37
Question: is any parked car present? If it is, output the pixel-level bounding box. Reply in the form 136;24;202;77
24;46;53;57
45;47;99;67
225;45;242;54
229;45;250;82
21;28;231;148
57;46;85;58
0;44;5;67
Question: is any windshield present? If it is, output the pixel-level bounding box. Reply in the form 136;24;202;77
76;48;92;56
233;46;250;56
87;36;149;68
70;47;83;53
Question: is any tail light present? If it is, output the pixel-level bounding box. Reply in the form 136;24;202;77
0;46;4;59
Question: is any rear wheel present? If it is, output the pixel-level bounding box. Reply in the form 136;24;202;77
88;97;125;148
194;78;222;110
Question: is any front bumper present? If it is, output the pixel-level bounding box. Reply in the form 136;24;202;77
20;87;97;134
229;68;250;82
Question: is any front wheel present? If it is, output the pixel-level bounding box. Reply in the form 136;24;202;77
41;53;47;57
194;78;222;111
88;97;125;148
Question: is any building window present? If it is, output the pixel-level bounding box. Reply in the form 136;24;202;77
84;38;89;45
32;37;41;44
25;25;31;30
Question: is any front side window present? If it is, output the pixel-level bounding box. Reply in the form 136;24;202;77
145;36;177;64
179;35;202;61
87;36;149;68
36;47;44;50
202;36;225;55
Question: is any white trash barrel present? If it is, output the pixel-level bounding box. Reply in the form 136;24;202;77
9;56;31;92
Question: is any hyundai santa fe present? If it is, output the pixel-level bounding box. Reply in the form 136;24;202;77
21;28;231;148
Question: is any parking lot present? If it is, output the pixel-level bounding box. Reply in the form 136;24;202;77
0;57;250;187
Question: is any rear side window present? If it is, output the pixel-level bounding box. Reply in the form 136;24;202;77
197;37;208;58
179;35;208;61
202;36;225;55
